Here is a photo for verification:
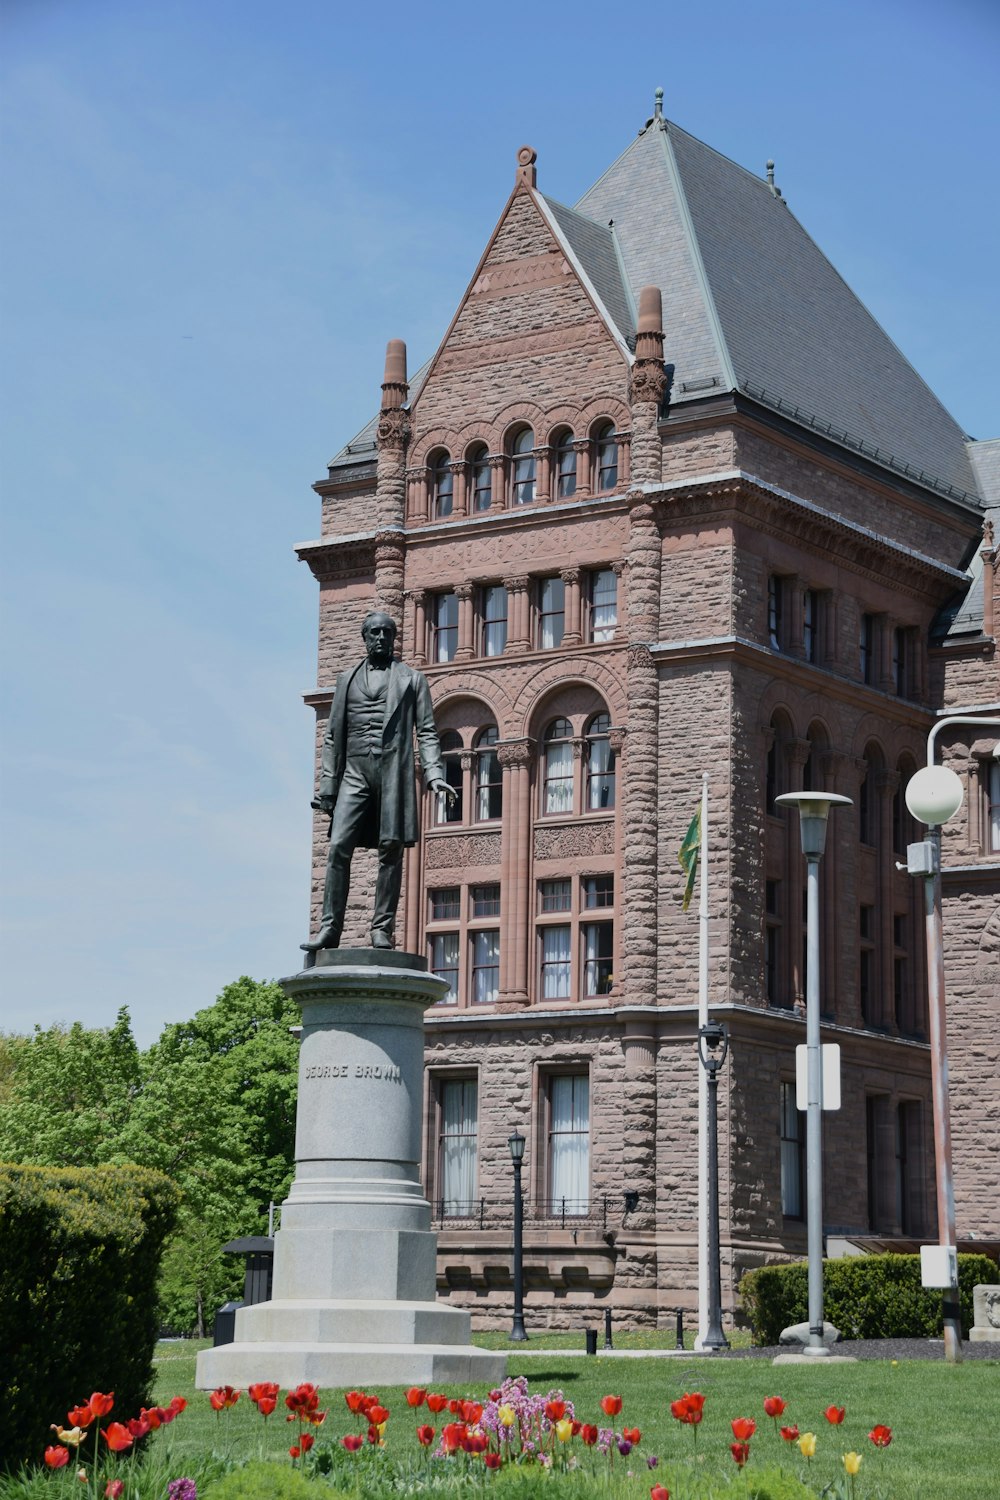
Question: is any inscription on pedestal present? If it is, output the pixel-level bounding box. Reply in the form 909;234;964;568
304;1062;402;1083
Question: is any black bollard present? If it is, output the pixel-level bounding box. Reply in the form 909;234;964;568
675;1307;684;1350
585;1328;598;1356
604;1307;613;1350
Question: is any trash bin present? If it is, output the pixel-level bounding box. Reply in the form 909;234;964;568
585;1328;598;1356
212;1300;243;1347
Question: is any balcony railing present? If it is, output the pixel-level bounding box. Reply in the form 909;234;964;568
430;1193;643;1231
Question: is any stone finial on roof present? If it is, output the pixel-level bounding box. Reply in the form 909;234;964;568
766;160;786;203
654;87;664;119
381;339;408;411
516;146;537;188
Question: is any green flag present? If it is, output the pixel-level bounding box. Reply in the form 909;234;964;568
678;806;701;912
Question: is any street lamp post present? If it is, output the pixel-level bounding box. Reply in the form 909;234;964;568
697;1020;730;1351
776;791;852;1357
508;1129;527;1342
904;713;999;1364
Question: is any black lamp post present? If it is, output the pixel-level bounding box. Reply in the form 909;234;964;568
508;1129;527;1342
697;1020;730;1351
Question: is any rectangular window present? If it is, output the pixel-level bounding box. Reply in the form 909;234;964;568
548;1074;589;1211
471;883;500;917
803;589;818;662
471;930;500;1005
539;879;571;913
429;932;459;1004
766;879;789;1008
432;592;458;663
768;576;784;650
896;1100;924;1235
893;627;909;697
588;568;618;642
540;925;571;999
582;921;613;996
429;887;461;921
471;455;492;512
860;613;875;684
988;761;1000;852
860;904;875;1026
780;1081;804;1218
583;875;614;908
538;576;565;649
481;585;507;657
439;1078;477;1216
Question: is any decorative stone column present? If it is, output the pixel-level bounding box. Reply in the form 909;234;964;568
534;446;552;503
196;953;506;1388
455;583;475;660
375;339;410;533
446;460;467;518
629;286;667;485
560;566;582;645
405;589;427;668
571;438;592;498
497;741;533;1007
374;530;405;625
487;454;505;510
504;575;531;653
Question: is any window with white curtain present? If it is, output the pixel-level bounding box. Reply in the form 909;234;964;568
511;427;536;505
541;925;571;999
588;569;618;641
429;932;459;1004
594;423;618;491
538;576;565;649
554;430;576;498
481;585;508;656
475;726;502;821
469;444;492;512
989;761;1000;852
548;1074;589;1210
583;921;613;996
542;718;574;814
471;930;500;1005
431;452;453;519
439;1078;477;1216
586;713;615;809
780;1082;804;1218
432;591;458;662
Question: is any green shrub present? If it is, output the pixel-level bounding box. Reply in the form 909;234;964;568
0;1161;180;1472
739;1252;999;1345
203;1463;351;1498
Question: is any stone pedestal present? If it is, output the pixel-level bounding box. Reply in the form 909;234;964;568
970;1283;1000;1342
196;951;506;1389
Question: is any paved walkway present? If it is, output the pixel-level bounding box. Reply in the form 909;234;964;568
504;1339;998;1361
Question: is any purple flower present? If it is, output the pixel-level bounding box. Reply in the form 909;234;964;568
647;1454;660;1469
618;1438;633;1456
168;1483;197;1500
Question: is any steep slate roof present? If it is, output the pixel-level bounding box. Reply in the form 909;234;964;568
575;116;982;506
938;439;1000;639
541;196;635;347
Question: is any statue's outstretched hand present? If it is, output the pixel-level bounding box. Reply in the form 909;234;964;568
431;779;458;809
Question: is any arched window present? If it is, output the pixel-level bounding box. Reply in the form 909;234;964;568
469;444;491;512
475;726;502;821
766;712;794;811
542;718;574;814
554;430;576;498
511;428;535;505
430;451;453;519
594;422;618;491
586;712;615;809
860;743;883;847
435;730;464;826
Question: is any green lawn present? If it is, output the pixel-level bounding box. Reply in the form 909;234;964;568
153;1339;1000;1499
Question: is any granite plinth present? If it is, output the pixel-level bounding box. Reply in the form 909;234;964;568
195;954;505;1391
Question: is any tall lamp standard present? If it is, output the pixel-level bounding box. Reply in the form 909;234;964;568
697;1020;730;1351
508;1129;527;1342
904;713;999;1365
775;791;852;1357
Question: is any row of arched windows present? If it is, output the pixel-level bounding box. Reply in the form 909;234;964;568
433;714;616;826
424;422;620;519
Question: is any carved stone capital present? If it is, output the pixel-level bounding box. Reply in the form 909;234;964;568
487;454;506;470
629;361;667;406
445;460;466;476
876;768;902;794
503;574;530;593
497;739;533;770
611;560;626;577
786;738;812;768
559;566;582;586
404;587;427;605
627;643;654;673
377;409;410;451
455;582;474;601
570;438;591;455
608;728;627;755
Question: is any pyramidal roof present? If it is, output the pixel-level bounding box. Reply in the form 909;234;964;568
575;114;981;505
329;114;983;509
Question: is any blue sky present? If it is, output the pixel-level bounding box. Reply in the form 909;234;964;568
1;0;997;1046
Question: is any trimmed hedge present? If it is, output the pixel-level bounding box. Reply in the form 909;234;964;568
739;1252;999;1346
0;1161;180;1471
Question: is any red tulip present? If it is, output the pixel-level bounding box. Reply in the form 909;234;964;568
289;1445;301;1460
623;1426;642;1444
426;1393;448;1413
442;1422;466;1452
368;1404;389;1425
126;1417;151;1439
416;1425;436;1446
545;1399;567;1421
169;1397;187;1415
825;1405;846;1425
366;1424;381;1445
600;1394;623;1417
869;1424;892;1448
731;1441;751;1468
89;1393;114;1418
67;1405;93;1429
780;1424;800;1442
484;1452;502;1469
651;1486;671;1500
342;1434;363;1451
345;1391;366;1413
580;1423;599;1446
670;1391;705;1425
405;1387;427;1407
210;1386;240;1411
300;1433;315;1453
763;1396;787;1419
257;1397;276;1417
448;1398;463;1415
101;1424;133;1453
464;1432;488;1454
462;1401;484;1424
731;1416;756;1441
44;1447;70;1469
105;1483;124;1499
285;1383;320;1416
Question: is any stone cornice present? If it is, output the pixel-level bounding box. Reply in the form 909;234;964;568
295;534;377;583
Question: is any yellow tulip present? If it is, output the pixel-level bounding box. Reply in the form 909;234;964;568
555;1418;574;1443
843;1452;862;1476
498;1404;517;1427
52;1427;84;1447
798;1431;817;1459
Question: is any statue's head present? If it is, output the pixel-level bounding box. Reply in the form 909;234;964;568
361;611;398;665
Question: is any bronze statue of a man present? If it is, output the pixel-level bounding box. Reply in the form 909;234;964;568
302;611;455;952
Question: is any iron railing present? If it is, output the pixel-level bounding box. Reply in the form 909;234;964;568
431;1193;644;1231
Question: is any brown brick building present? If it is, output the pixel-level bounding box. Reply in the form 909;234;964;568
296;105;999;1329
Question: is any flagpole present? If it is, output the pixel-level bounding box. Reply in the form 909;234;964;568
694;771;709;1350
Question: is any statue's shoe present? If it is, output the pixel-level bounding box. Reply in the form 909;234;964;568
300;925;340;952
370;930;394;949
